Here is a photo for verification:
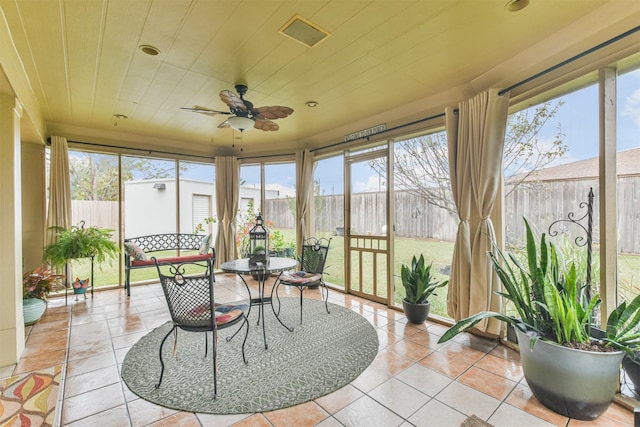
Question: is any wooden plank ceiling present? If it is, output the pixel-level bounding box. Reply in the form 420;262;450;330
0;0;637;156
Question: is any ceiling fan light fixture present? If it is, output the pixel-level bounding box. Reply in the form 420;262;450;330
228;116;255;132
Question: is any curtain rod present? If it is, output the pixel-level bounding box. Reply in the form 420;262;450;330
311;111;447;153
499;25;640;96
46;137;214;161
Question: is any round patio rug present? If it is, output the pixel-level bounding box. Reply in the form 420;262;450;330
121;298;378;414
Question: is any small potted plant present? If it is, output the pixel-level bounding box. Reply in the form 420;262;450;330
284;240;296;258
269;231;286;256
22;266;64;325
400;254;448;324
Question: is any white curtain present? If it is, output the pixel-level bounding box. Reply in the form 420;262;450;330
45;136;72;246
214;156;240;266
446;89;510;335
295;149;315;255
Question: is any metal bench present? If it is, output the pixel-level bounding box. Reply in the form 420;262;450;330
124;233;214;296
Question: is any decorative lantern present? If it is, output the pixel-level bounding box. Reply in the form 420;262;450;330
249;212;269;267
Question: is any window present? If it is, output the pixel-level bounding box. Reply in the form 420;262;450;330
314;155;345;289
392;131;453;317
180;161;216;236
122;155;177;285
264;162;296;256
67;150;120;288
616;67;640;306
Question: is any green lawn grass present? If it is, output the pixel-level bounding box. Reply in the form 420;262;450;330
72;229;637;319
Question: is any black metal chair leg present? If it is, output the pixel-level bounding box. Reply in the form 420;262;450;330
322;281;331;314
299;286;304;325
212;330;218;399
240;316;249;364
155;325;176;389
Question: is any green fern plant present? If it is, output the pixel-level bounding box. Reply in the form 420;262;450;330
43;221;119;268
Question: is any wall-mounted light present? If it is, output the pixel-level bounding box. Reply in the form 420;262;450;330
153;183;166;190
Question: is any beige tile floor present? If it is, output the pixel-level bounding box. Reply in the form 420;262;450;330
4;273;636;427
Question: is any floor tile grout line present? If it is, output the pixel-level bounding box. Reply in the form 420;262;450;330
52;304;73;427
107;295;134;427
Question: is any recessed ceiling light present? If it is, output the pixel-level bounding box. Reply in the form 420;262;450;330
505;0;530;12
139;45;160;56
306;101;319;108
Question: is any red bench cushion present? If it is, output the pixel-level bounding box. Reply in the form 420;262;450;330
131;253;213;266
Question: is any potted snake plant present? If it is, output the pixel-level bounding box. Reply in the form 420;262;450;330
438;218;640;420
400;254;448;324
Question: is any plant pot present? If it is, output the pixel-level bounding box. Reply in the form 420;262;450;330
506;322;517;343
23;298;47;325
335;227;344;236
515;329;625;420
402;299;430;324
622;355;640;396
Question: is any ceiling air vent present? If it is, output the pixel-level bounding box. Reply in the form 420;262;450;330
279;15;330;48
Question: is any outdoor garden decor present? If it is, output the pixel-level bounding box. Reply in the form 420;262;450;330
72;277;90;300
248;213;269;267
438;218;640;421
400;254;448;324
22;266;64;325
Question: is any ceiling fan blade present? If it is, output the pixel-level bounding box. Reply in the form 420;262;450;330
180;105;229;116
253;106;294;120
219;90;247;112
217;119;230;129
254;119;279;131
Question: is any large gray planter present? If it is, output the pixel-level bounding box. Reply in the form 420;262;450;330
622;355;640;396
402;299;430;324
516;329;625;421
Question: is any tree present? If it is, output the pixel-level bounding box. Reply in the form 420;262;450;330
69;153;184;201
371;101;566;215
285;179;324;220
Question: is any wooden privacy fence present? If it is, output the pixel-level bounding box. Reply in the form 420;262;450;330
72;175;639;255
505;177;639;254
264;175;640;254
71;200;119;231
